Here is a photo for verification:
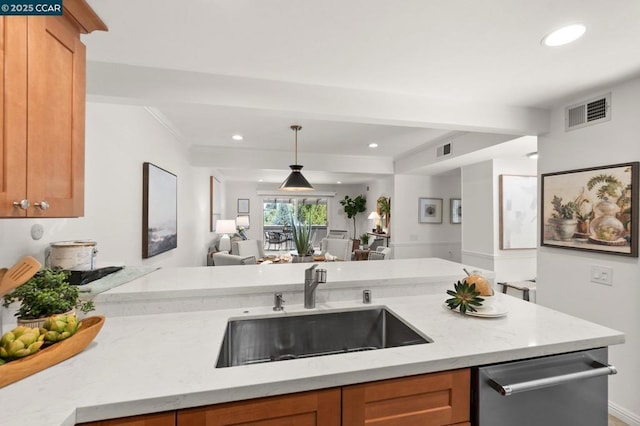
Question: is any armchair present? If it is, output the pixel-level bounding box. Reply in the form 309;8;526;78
320;238;352;261
232;239;266;259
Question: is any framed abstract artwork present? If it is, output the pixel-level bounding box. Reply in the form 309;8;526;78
541;162;638;257
499;175;537;249
142;162;177;258
419;198;443;224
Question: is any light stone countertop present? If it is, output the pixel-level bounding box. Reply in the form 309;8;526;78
0;259;625;425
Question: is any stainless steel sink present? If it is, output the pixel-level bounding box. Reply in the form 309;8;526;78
216;307;432;368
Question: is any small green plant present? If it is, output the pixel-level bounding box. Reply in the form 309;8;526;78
2;269;94;320
340;194;367;239
360;233;370;245
290;213;313;256
551;195;577;220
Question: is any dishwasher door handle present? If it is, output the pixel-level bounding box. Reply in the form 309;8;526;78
488;361;617;396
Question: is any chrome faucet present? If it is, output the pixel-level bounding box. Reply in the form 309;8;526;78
304;264;327;309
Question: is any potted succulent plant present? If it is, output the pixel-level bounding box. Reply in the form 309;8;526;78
2;268;95;328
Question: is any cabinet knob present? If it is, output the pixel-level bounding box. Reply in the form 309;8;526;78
13;200;30;210
34;201;50;210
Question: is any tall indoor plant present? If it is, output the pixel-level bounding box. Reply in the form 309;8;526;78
377;196;391;233
2;268;95;327
290;213;314;262
340;195;367;240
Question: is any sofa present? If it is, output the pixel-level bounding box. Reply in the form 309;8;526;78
211;252;257;266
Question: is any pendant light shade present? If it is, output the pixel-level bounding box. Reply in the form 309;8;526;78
279;125;314;191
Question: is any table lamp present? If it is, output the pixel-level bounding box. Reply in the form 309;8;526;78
368;211;381;231
215;220;237;252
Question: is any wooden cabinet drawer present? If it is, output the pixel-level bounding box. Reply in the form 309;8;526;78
342;369;470;426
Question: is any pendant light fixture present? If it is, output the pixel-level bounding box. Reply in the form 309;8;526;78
279;124;314;191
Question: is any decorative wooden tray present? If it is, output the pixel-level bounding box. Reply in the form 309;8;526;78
0;315;105;388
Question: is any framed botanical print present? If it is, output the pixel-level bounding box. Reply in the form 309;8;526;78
541;162;638;257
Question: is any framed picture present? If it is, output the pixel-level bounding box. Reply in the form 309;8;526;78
450;198;462;224
209;176;221;232
499;175;537;250
142;162;178;258
419;198;443;224
237;198;250;214
541;162;639;257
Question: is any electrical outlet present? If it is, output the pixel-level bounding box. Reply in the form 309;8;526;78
591;265;613;286
30;223;44;240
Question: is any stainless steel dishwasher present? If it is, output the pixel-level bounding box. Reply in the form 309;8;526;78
472;348;617;425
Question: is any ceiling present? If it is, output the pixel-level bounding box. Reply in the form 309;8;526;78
83;0;640;184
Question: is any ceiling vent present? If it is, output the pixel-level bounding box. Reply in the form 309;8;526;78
565;93;611;131
436;142;452;158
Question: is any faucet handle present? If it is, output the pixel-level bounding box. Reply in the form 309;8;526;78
273;292;285;311
316;268;327;283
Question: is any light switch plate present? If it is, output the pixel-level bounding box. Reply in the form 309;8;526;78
591;265;613;286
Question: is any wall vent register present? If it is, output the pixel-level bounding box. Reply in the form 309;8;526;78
565;93;611;131
437;142;452;157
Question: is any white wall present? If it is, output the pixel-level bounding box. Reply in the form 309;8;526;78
538;77;640;424
0;102;212;268
392;174;462;261
461;161;494;269
461;157;537;284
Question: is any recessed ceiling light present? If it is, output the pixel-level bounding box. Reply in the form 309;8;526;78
526;152;539;159
337;181;342;184
232;134;243;141
258;179;263;182
542;24;586;47
368;143;378;148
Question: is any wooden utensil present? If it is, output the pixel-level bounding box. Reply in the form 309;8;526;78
0;256;41;297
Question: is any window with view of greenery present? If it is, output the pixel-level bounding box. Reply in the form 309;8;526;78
263;198;328;226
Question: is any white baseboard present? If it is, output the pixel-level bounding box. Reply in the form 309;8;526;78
610;400;640;426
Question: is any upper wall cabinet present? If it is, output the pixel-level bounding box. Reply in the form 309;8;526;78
0;0;106;218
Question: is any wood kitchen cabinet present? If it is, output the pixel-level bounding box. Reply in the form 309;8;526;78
76;369;469;426
78;411;176;426
0;0;106;218
342;369;470;425
177;388;341;426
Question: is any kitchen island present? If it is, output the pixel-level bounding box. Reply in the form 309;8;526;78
0;259;625;425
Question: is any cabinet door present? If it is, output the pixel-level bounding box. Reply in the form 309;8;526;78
0;16;28;217
342;369;470;426
177;388;341;426
26;14;85;217
77;411;176;426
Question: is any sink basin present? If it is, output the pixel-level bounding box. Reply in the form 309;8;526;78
216;307;432;368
